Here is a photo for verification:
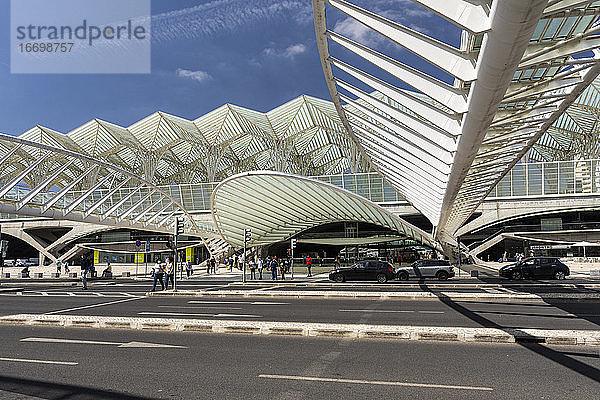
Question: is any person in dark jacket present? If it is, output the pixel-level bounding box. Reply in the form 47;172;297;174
80;254;90;290
270;257;278;280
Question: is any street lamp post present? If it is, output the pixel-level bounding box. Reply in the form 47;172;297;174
290;238;297;279
174;217;184;291
243;228;251;283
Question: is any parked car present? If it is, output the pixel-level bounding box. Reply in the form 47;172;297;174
329;260;396;283
395;260;455;281
499;257;569;280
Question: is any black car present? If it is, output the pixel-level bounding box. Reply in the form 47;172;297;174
329;260;396;283
499;257;570;280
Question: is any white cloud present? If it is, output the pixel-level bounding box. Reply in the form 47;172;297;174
333;17;383;47
176;68;212;82
263;43;307;59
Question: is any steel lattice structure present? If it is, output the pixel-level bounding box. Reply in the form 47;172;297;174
10;95;367;185
313;0;600;247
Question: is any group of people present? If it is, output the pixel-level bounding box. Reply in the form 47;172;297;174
150;257;175;291
243;255;314;280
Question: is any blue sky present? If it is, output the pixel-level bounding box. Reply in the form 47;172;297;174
0;0;459;135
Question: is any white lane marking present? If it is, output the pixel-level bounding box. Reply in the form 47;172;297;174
0;357;77;366
138;312;262;318
157;306;243;310
44;296;143;315
258;375;493;391
21;337;186;349
338;309;444;314
41;292;49;296
339;309;414;313
188;300;289;305
92;292;106;297
21;337;121;346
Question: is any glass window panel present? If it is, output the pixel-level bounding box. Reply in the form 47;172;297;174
383;181;397;202
330;175;342;189
544;162;559;194
531;19;547;42
512;164;527;196
542;18;563;41
527;163;543;195
343;174;356;193
557;16;578;39
369;174;383;203
497;175;512;197
356;174;370;198
593;160;600;193
573;15;594;34
575;161;592;193
559;161;574;194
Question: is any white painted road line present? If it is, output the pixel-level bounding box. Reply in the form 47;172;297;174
339;309;444;314
158;306;243;310
21;337;187;349
258;374;493;391
339;309;414;313
21;337;121;346
188;300;289;305
0;357;78;366
138;312;262;318
44;297;144;315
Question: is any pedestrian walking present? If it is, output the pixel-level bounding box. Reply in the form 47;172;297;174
210;257;216;274
335;256;341;271
249;258;256;279
80;254;90;290
270;257;278;280
152;259;164;291
164;257;174;290
257;257;263;280
186;261;192;278
306;255;313;277
280;260;286;280
56;260;62;275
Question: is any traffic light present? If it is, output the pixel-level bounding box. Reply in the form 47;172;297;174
244;228;251;244
175;217;185;236
166;236;174;250
291;238;297;249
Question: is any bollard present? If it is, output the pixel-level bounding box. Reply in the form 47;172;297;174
50;273;60;278
122;271;131;277
2;273;10;278
471;270;479;278
69;272;78;278
33;273;43;278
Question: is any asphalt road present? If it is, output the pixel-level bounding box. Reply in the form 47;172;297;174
0;324;598;399
1;288;600;330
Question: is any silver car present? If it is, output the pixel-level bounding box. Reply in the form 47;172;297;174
395;260;455;281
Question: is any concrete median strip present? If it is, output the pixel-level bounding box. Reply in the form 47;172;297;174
147;289;600;301
1;313;599;346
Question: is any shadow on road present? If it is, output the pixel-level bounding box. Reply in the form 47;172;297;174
0;375;157;400
416;278;600;384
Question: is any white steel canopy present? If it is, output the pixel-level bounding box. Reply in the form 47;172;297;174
11;95;368;184
313;0;600;245
211;171;437;249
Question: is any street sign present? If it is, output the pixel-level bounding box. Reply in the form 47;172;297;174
135;240;141;247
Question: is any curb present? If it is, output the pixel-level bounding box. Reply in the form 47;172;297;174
146;289;600;301
227;282;600;289
1;314;598;346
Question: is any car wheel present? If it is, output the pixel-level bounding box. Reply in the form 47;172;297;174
397;271;409;281
511;270;522;280
334;274;344;283
436;271;449;281
554;271;565;280
377;273;388;283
